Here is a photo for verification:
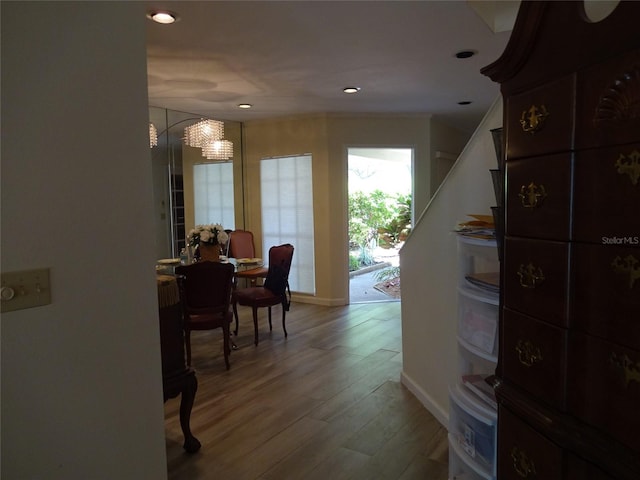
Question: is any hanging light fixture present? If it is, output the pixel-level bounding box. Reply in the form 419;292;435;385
149;123;158;147
201;139;234;160
183;118;233;160
149;117;233;159
183;119;224;148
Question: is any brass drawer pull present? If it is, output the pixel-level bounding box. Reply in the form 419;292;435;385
614;149;640;186
611;255;639;289
516;340;543;367
610;351;640;387
519;182;547;208
511;446;537;478
517;263;545;288
520;104;549;134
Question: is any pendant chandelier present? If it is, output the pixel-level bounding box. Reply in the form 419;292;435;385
149;117;234;161
184;119;233;161
149;123;158;147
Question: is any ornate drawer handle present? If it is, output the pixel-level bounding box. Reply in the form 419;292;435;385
520;104;549;133
511;446;537;478
516;340;543;367
519;182;547;208
610;351;640;387
611;255;639;289
517;263;545;288
614;149;640;186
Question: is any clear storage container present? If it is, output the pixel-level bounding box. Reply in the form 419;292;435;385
458;287;499;358
457;236;500;292
449;384;497;477
449;433;496;480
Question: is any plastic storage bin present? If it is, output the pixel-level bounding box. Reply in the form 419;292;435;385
449;434;496;480
449;384;497;477
457;236;499;291
457;339;498;378
458;287;499;358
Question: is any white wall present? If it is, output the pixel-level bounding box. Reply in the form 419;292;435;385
1;2;167;478
399;97;503;426
243;113;432;305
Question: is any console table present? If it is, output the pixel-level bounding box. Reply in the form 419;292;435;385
157;274;201;453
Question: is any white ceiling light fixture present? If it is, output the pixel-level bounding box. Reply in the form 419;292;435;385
237;103;252;109
147;10;179;24
455;50;476;59
343;86;361;94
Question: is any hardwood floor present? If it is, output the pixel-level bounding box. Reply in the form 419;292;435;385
164;301;449;480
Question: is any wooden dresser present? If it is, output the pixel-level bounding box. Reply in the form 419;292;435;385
481;1;640;478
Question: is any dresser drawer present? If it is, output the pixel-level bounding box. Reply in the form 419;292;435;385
502;308;567;410
567;454;616;480
571;243;640;350
567;332;640;452
498;406;563;480
505;75;574;161
503;237;570;327
573;143;640;243
506;154;572;240
576;49;640;150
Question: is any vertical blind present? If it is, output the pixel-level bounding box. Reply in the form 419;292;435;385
193;162;235;230
260;154;315;295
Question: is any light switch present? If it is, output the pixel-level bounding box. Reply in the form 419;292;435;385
1;268;51;313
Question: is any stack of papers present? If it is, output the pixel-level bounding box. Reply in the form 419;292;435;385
454;214;495;240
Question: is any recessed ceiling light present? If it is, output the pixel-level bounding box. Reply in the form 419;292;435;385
237;103;252;109
455;50;476;59
147;11;179;24
458;101;472;105
343;87;361;94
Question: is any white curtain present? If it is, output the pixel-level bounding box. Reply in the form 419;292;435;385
260;155;315;295
193;162;235;230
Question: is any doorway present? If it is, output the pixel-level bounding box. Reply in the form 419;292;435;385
348;147;413;303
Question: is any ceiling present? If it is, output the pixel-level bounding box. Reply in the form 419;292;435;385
146;1;519;133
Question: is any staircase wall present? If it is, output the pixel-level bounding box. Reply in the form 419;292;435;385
399;96;503;426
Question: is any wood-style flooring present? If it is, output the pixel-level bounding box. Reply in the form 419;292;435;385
165;301;449;480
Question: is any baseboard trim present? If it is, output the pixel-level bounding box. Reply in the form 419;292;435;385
401;371;449;429
290;294;347;306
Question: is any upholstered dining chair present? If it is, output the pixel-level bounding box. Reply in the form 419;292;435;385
227;229;268;286
175;261;235;369
232;244;294;346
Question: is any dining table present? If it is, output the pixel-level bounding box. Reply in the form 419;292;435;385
156;256;265;276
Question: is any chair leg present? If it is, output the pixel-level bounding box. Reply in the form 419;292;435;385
282;309;288;337
232;299;240;336
179;372;201;453
252;307;259;346
268;306;273;331
185;329;192;366
222;322;230;370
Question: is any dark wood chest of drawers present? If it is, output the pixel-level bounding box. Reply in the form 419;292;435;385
482;2;640;478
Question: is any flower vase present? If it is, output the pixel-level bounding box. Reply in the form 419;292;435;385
199;242;220;262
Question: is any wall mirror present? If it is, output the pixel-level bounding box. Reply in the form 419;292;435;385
149;106;244;259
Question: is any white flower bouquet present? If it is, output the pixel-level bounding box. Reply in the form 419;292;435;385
187;224;229;247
